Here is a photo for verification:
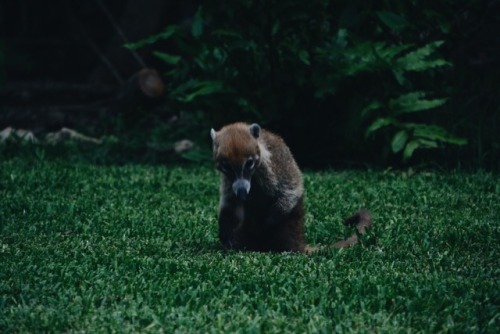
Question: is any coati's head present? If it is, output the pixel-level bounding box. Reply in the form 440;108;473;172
210;123;262;201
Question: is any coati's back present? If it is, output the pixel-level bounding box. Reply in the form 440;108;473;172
211;122;306;252
254;129;304;211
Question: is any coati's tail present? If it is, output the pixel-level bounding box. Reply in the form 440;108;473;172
304;209;373;254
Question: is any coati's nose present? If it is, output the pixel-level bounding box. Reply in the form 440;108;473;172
236;188;248;201
232;179;250;201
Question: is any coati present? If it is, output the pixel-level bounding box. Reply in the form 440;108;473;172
210;122;371;253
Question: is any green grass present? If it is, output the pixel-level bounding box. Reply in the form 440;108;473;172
1;157;499;333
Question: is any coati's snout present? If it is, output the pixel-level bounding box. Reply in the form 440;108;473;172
210;123;262;201
232;178;251;200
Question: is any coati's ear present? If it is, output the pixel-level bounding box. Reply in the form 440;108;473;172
210;128;216;141
249;123;261;139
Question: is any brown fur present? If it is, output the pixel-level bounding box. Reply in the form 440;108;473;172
213;122;260;162
211;122;371;253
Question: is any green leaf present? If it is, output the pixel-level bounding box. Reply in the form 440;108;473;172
174;81;226;102
391;130;409;153
339;42;380;75
417;138;439;148
365;117;397;137
336;29;348;48
376;11;409;31
192;7;203;38
298;50;310;65
376;44;412;61
392;69;406;86
402;138;440;160
396;41;451;72
338;42;411;76
389;92;447;114
412;125;468;145
361;100;383;117
402;98;447;113
403;140;420;160
124;26;180;50
153;51;181;65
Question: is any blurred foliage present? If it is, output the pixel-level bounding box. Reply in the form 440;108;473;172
126;0;500;168
2;1;497;168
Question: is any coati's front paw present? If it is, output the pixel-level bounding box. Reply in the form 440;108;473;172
220;234;234;249
220;235;240;250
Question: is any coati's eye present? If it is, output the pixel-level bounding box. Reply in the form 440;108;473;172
217;161;231;174
245;158;255;170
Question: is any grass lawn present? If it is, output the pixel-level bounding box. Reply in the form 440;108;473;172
0;157;498;332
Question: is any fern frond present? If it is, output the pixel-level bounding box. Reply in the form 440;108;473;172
396;41;451;72
125;26;181;50
389;92;447;114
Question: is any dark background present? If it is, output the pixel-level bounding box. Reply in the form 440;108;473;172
1;0;498;169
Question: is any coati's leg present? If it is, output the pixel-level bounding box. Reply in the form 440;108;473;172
231;221;305;252
245;197;307;252
221;206;372;253
218;204;244;250
270;219;306;252
270;198;306;252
